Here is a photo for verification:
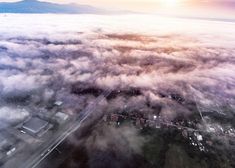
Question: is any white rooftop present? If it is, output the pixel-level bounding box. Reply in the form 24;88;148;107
55;112;69;121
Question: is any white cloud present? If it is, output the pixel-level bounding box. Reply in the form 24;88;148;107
0;14;234;126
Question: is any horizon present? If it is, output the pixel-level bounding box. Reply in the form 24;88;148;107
0;0;234;19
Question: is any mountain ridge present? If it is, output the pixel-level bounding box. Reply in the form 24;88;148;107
0;0;113;14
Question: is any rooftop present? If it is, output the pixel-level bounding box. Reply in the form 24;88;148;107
22;117;48;135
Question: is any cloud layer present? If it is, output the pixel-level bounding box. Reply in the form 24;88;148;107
0;14;235;125
0;14;235;167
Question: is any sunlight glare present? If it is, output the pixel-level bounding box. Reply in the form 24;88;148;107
161;0;179;7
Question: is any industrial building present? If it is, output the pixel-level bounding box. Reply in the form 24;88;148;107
54;112;69;124
22;117;49;136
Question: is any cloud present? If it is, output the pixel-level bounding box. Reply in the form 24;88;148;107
64;122;146;168
0;106;29;128
0;14;235;121
1;15;235;114
0;14;235;167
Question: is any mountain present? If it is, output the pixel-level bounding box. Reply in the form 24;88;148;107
0;0;110;14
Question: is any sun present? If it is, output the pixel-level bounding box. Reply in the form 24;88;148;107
161;0;179;7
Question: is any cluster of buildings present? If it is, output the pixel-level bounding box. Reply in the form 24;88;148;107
102;111;224;153
104;109;235;155
0;101;69;165
103;111;192;130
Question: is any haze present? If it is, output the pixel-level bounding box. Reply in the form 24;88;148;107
1;0;235;17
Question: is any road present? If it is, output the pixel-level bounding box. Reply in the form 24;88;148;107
15;90;111;168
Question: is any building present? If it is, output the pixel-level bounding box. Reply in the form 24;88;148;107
54;112;69;124
54;101;63;106
110;114;119;122
22;117;49;136
0;132;18;160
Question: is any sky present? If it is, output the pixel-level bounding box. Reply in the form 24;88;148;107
0;0;235;19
